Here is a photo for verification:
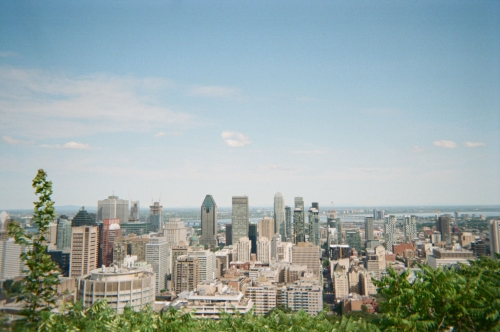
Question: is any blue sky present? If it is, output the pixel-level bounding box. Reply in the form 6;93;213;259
1;0;499;209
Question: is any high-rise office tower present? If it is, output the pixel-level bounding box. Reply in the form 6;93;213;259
293;197;305;243
200;195;218;248
146;236;169;292
257;237;271;264
335;218;343;244
403;215;417;242
345;230;361;252
72;207;96;227
129;201;140;221
57;217;72;250
365;217;374;246
285;206;292;241
248;223;257;254
97;195;129;224
327;209;338;245
113;234;150;266
274;193;285;240
292;242;320;276
70;226;99;277
100;218;121;267
258;217;274;240
164;218;187;246
225;224;232;246
384;215;397;251
149;201;163;233
489;220;500;254
231;196;249;244
308;203;319;245
373;209;378;220
437;215;452;244
235;236;251;262
173;255;199;293
0;239;29;280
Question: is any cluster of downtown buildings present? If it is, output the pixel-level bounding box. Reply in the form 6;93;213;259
0;195;499;318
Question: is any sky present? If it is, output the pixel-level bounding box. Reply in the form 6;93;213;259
1;0;499;209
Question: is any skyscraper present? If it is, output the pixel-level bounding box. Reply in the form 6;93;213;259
293;197;305;243
384;215;397;251
257;237;271;264
308;203;319;245
365;217;374;246
489;219;500;255
129;201;140;221
146;236;169;292
274;193;285;240
231;196;249;244
72;206;96;227
327;209;338;245
285;206;292;241
403;215;417;242
437;215;452;245
164;218;187;246
235;236;251;262
149;201;163;233
200;195;218;248
100;218;121;267
56;216;72;250
258;217;274;240
345;230;361;252
248;223;257;254
70;226;99;277
97;195;129;224
173;256;199;293
225;224;232;246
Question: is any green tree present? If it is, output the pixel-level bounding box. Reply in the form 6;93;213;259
8;169;60;325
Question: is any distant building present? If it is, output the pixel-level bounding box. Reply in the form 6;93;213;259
292;242;320;276
56;217;72;250
97;195;129;224
258;217;274;240
365;217;374;247
173;255;200;293
285;206;292;241
188;249;216;283
100;218;122;267
332;263;348;299
248;224;257;254
427;247;475;269
489;220;500;255
274;193;286;240
70;226;99;277
146;236;170;292
257;237;271;264
113;234;150;266
71;206;96;227
231;196;249;244
225;224;233;246
120;221;149;236
436;215;452;245
345;230;361;252
149;201;163;233
403;215;417;242
0;239;29;280
235;237;251;262
384;215;397;251
164;218;187;246
293;197;305;243
200;195;218;248
129;201;140;221
308;204;320;246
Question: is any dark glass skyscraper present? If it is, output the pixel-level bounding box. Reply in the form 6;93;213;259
71;207;96;227
200;195;218;248
248;223;257;254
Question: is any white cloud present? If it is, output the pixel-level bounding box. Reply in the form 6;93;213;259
291;149;328;155
464;141;485;148
411;146;425;153
189;85;241;98
2;136;34;145
433;140;457;149
221;131;251;147
258;164;291;171
0;66;191;139
41;141;91;150
154;131;182;138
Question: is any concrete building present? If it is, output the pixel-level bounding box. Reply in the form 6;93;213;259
427;247;475;269
235;236;252;262
489;220;500;255
403;215;417;242
173;255;200;293
232;196;249;244
245;284;277;315
0;239;28;280
270;233;281;261
258;217;274;241
97;195;129;224
308;204;320;246
276;242;293;262
163;218;187;246
76;262;155;313
365;217;374;247
188;249;216;283
292;242;320;276
149;201;163;233
146;236;170;292
274;193;286;240
100;218;121;267
384;215;397;251
293;208;305;244
113;234;150;266
129;201;140;221
359;270;377;296
431;231;442;244
332;264;348;299
257;237;271;264
70;226;99;278
345;230;362;252
282;280;323;315
200;195;218;248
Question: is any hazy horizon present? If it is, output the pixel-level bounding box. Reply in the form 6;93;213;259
1;1;499;209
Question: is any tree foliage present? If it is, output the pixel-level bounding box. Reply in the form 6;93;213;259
7;169;61;325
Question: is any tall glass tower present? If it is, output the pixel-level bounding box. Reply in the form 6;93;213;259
231;196;249;244
273;193;285;240
200;195;218;248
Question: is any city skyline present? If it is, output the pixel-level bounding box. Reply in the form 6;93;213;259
1;1;499;209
